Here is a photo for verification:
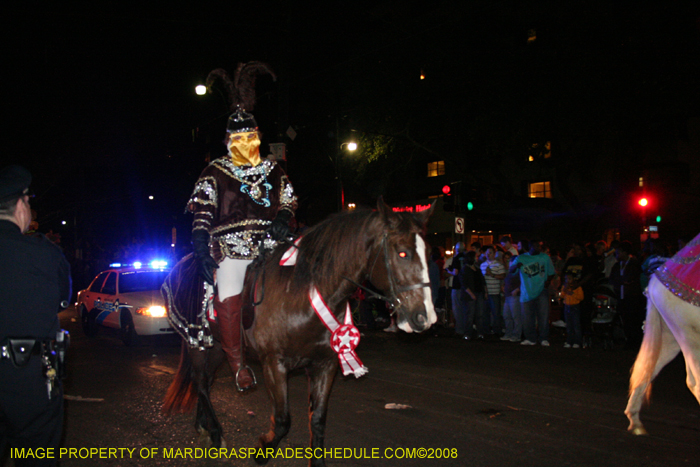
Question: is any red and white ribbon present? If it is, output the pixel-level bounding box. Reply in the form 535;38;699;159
309;286;368;378
280;237;302;266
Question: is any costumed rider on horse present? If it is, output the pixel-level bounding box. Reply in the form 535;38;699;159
179;62;297;392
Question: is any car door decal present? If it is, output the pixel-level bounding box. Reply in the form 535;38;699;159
94;298;120;324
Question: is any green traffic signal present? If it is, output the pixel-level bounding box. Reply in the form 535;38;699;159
467;202;474;211
656;215;661;223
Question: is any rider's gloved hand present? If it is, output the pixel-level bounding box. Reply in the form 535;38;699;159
269;210;293;241
192;230;218;285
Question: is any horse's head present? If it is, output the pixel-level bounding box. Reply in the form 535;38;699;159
369;198;438;333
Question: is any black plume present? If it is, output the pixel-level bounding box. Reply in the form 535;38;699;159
206;62;276;112
205;68;235;109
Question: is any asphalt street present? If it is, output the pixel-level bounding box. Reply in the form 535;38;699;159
3;306;699;467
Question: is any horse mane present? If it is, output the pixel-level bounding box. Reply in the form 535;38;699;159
290;206;426;298
292;208;380;295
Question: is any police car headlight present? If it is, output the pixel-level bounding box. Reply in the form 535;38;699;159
136;306;167;318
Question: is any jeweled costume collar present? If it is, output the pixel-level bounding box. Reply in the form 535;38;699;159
213;159;275;207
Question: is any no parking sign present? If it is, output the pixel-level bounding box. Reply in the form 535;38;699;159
455;217;464;234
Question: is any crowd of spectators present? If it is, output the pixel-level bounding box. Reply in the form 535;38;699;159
430;235;679;349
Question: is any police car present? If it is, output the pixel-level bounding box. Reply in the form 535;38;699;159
76;261;174;345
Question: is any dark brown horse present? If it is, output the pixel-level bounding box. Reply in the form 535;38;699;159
162;200;436;466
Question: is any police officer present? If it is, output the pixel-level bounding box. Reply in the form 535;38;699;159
0;165;71;467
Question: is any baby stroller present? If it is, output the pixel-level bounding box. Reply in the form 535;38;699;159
589;281;627;349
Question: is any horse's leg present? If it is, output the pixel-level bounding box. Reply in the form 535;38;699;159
306;360;338;467
677;308;700;407
625;282;680;435
683;356;700;404
192;347;227;448
256;358;290;465
637;279;700;429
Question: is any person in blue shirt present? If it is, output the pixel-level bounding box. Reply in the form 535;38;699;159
509;239;556;346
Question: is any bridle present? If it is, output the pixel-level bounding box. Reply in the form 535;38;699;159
253;232;430;313
343;233;431;313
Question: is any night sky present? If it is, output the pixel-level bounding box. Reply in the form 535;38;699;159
2;1;700;257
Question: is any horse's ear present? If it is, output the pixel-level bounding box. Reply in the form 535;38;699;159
377;196;393;222
414;200;436;227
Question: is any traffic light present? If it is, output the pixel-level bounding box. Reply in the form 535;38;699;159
638;197;648;207
466;201;474;211
442;185;454;211
655;215;662;223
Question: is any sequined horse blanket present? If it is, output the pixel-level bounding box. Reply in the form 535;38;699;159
654;233;700;307
161;254;214;349
161;254;260;349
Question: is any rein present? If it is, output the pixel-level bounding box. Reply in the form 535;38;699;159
255;231;430;313
343;233;431;312
252;234;299;306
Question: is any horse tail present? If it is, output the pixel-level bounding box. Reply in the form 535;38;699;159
628;278;663;404
162;342;197;415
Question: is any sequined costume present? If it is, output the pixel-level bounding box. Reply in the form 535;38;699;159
654;233;700;307
164;157;297;353
162;61;293;392
188;158;297;263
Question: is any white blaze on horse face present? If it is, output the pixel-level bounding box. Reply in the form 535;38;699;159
415;234;437;326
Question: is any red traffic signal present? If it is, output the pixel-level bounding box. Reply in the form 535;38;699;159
442;185;451;195
638;197;648;207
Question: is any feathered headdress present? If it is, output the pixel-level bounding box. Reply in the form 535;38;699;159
205;61;277;133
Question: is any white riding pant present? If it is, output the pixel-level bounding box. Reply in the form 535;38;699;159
216;257;253;300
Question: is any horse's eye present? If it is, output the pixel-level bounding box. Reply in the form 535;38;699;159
398;251;408;259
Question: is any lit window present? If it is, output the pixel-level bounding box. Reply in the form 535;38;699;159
528;181;552;198
427;161;445;177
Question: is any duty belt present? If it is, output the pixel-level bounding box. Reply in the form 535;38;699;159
1;338;49;367
1;330;70;399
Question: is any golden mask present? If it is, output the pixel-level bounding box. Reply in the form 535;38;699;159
228;132;262;166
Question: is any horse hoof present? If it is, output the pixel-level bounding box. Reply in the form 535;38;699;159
631;426;649;436
197;427;213;448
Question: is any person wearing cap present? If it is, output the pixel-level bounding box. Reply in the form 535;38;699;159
164;62;296;392
0;165;72;466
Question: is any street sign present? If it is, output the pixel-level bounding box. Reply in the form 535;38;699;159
455;217;464;234
268;142;287;161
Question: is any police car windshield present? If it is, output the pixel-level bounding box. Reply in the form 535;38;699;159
119;271;169;293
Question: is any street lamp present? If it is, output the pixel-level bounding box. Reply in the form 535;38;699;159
336;141;358;211
340;141;357;153
195;85;207;96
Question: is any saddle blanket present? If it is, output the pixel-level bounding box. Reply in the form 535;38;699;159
654;232;700;307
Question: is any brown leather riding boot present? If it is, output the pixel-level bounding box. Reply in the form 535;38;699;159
215;294;256;391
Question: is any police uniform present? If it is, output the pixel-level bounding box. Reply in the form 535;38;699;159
0;165;71;466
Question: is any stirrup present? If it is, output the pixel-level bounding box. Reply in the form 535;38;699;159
235;365;257;392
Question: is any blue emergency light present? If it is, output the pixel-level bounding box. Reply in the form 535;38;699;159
150;260;168;269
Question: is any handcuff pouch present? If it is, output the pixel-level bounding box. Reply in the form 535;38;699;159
7;338;37;368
